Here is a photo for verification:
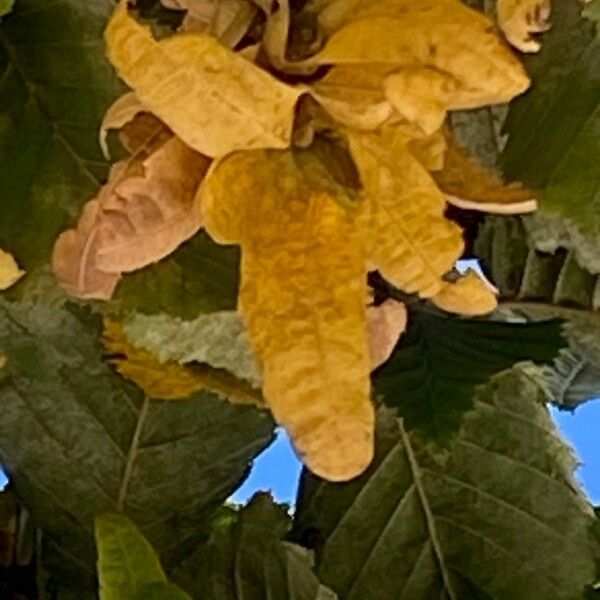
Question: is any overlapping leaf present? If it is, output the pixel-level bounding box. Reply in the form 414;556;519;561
200;146;374;482
523;211;600;274
475;215;600;408
52;135;208;300
105;2;303;157
366;300;407;370
305;0;529;135
0;299;274;595
501;0;600;235
105;317;263;405
0;0;124;270
113;232;240;319
122;301;408;388
431;131;536;215
293;371;599;600
122;311;262;387
161;0;257;44
348;128;464;299
372;310;564;441
171;494;337;600
96;513;192;600
496;0;552;52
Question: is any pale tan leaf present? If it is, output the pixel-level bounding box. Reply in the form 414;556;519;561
497;0;552;53
52;199;122;300
105;3;304;157
0;250;25;291
95;137;209;273
349;127;464;298
431;269;498;316
200;148;374;482
52;137;207;300
99;91;146;158
367;300;407;369
432;132;537;214
0;355;6;370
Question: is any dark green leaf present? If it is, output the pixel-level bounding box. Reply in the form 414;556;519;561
130;582;193;600
0;0;124;269
171;493;336;600
0;299;274;596
500;0;600;235
112;233;240;319
293;370;599;600
372;311;564;441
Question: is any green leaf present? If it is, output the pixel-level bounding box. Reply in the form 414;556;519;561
542;350;600;409
372;311;564;442
171;493;337;600
0;299;274;596
474;215;600;408
122;310;261;387
96;513;167;598
96;513;192;600
0;0;13;18
0;0;124;269
293;370;599;600
500;0;600;235
522;212;600;275
112;233;240;319
130;582;193;600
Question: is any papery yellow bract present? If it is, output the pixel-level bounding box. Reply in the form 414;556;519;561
0;250;25;291
105;2;303;158
431;132;537;215
431;270;498;316
367;300;407;369
199;148;374;482
349;128;464;298
308;0;530;134
310;66;394;131
497;0;552;53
